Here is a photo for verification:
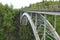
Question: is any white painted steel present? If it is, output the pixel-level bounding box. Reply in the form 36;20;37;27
20;13;40;40
44;15;46;40
20;12;60;40
54;15;56;29
40;15;60;40
35;14;37;27
24;11;60;15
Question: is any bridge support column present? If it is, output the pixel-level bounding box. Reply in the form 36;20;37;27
44;15;46;40
31;13;32;19
54;15;56;30
20;13;40;40
35;14;37;27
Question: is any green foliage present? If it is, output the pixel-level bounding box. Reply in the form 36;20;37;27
0;28;7;40
0;3;19;40
0;1;60;40
20;22;35;40
29;1;60;9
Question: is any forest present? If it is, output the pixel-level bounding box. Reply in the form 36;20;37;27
0;1;60;40
0;3;19;40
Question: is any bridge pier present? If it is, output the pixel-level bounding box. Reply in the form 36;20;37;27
20;12;28;25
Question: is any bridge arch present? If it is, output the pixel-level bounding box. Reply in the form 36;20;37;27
20;12;60;40
20;13;40;40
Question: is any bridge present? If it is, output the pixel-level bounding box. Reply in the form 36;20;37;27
20;9;60;40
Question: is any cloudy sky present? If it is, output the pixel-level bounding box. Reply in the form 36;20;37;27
0;0;42;8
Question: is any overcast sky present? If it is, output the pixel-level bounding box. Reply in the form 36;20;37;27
0;0;42;9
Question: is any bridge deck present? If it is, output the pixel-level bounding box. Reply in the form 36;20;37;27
21;8;60;15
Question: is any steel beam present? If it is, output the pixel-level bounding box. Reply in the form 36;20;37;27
23;11;60;15
20;13;40;40
40;15;60;40
44;14;46;40
54;15;56;29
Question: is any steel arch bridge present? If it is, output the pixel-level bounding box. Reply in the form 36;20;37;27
20;10;60;40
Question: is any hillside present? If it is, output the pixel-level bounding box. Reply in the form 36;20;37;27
22;1;60;12
29;1;60;8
